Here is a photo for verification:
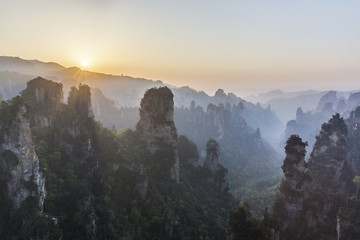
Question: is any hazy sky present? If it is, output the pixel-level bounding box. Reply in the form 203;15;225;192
1;0;360;96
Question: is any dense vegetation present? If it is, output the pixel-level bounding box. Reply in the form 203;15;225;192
0;79;236;239
5;77;360;240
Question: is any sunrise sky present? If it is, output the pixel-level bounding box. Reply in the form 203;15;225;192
1;0;360;96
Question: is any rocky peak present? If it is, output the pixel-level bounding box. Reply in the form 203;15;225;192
204;139;228;192
348;106;360;125
136;87;180;183
254;128;261;139
295;107;304;122
0;97;45;210
68;84;93;119
281;135;308;190
21;77;63;127
204;139;220;174
274;135;311;233
275;116;357;238
346;107;360;176
206;103;231;139
307;113;352;192
214;89;226;98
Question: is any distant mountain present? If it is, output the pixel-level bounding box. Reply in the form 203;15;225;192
245;89;321;105
0;56;64;75
246;89;358;124
0;56;284;141
283;90;360;156
265;91;327;122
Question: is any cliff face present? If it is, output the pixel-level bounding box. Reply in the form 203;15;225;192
21;77;63;128
175;100;281;191
346;106;360;176
67;84;94;120
65;84;97;170
0;97;45;210
22;79;98;238
275;135;310;231
136;87;180;183
275;114;357;239
204;139;228;192
307;113;352;192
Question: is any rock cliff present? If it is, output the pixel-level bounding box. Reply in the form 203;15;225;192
307;113;353;192
0;97;45;210
136;87;180;183
275;135;310;232
204;139;228;192
274;114;357;239
21;77;63;128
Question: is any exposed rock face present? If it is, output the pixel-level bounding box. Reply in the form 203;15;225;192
276;135;309;231
284;106;332;157
78;197;96;240
0;98;45;210
68;84;94;120
307;113;352;192
346;106;360;176
204;139;220;174
65;84;96;164
204;139;228;192
206;103;230;140
21;77;63;128
275;115;357;239
136;87;180;183
175;100;280;190
336;208;353;240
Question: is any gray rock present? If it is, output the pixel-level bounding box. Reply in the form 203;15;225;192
1;104;46;210
137;87;180;183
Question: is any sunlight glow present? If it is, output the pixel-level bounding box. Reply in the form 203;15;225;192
82;60;89;67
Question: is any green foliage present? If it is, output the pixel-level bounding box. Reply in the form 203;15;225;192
237;175;281;217
284;134;307;156
353;176;360;189
178;135;199;163
227;203;267;240
0;96;29;141
0;80;237;239
174;102;281;192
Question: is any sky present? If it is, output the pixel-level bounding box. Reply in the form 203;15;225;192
1;0;360;96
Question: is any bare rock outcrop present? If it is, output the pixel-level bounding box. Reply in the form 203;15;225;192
136;87;180;183
275;135;310;232
275;115;357;239
204;139;228;192
0;97;45;210
307;113;353;192
21;77;63;128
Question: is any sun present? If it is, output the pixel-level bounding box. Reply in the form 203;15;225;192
81;60;89;67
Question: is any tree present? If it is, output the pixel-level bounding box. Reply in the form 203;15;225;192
227;203;266;240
